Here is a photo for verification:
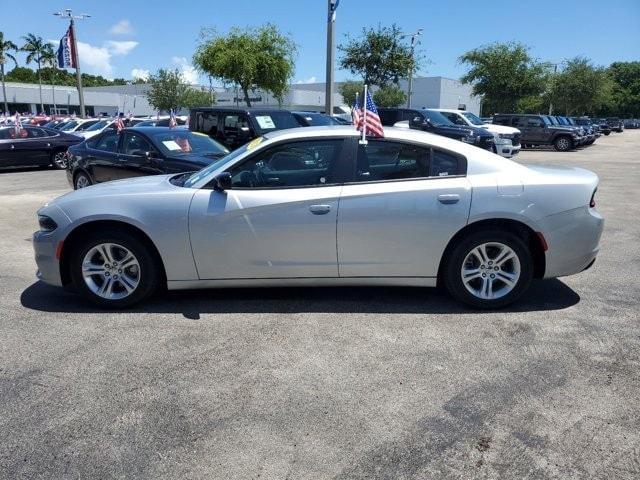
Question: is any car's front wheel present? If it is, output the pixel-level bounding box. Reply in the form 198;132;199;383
443;230;533;309
553;136;573;151
70;230;160;308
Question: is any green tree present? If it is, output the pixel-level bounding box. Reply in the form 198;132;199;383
194;24;296;107
338;80;364;106
606;61;640;117
338;24;419;87
5;66;37;83
373;85;406;107
145;68;211;112
21;33;49;112
459;42;547;114
183;87;215;109
0;32;18;114
548;57;612;115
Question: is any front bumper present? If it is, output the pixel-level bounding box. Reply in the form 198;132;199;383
494;138;521;158
541;206;604;278
33;230;64;287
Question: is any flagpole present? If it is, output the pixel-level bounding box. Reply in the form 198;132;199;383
360;84;368;144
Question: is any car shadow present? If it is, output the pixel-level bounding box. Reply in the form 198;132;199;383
20;279;580;318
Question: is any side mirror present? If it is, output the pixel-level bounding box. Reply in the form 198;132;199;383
213;172;232;191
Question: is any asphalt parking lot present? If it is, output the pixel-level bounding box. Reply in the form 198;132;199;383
1;131;639;479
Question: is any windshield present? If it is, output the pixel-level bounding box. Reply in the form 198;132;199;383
184;140;254;188
60;121;79;131
253;112;300;132
150;130;229;157
462;112;485;126
545;116;559;125
296;113;337;126
423;110;454;126
85;120;110;131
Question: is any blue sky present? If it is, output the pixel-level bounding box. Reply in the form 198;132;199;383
1;0;638;85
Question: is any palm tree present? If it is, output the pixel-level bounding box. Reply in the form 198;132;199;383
41;44;58;115
0;31;18;114
22;33;49;113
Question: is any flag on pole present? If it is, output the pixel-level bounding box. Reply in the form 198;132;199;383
114;115;125;132
14;113;22;136
352;91;361;127
357;87;384;138
168;109;177;129
57;26;77;69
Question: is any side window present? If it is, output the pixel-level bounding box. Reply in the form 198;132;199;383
121;133;153;155
0;129;11;139
431;149;461;177
493;116;511;126
442;112;465;125
223;114;249;133
356;141;430;181
93;131;119;153
228;139;343;188
526;117;544;127
197;112;218;136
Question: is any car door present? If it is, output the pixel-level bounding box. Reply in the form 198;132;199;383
4;127;51;166
188;137;350;279
337;139;471;278
115;131;163;180
86;130;121;183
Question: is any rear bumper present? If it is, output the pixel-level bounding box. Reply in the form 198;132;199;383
541;206;604;278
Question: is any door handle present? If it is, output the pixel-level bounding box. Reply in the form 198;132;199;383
309;204;331;215
10;145;15;149
437;194;460;204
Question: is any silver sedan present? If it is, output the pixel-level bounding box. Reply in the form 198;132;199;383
33;126;603;309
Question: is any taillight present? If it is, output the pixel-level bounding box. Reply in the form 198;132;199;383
590;188;597;208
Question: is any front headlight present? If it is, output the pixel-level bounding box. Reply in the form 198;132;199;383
461;135;475;144
38;215;58;232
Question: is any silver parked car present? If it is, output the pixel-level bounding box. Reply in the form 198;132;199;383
33;126;603;309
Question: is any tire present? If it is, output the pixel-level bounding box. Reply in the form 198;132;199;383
74;171;92;189
70;230;160;308
52;150;68;169
553;136;573;151
443;230;534;309
604;131;611;136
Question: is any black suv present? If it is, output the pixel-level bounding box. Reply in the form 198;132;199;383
189;107;300;150
606;117;624;133
492;114;581;151
378;108;495;151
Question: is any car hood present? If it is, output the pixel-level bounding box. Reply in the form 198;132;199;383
48;174;184;209
483;124;520;135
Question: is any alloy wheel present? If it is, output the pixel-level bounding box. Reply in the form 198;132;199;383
53;152;68;169
557;138;570;150
75;174;90;189
461;242;521;300
81;243;141;300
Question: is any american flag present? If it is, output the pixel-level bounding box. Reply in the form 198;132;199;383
357;89;384;138
14;113;22;135
352;92;361;127
114;115;125;132
168;109;177;129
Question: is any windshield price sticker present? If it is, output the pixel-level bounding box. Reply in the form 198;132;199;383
255;115;276;129
162;140;182;151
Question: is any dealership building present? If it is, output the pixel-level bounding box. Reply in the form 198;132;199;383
2;76;480;116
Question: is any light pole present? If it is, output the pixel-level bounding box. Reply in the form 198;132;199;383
546;63;559;115
401;29;422;108
325;0;339;116
54;9;90;118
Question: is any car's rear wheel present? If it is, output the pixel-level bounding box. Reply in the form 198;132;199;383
52;150;68;169
553;136;573;151
74;171;92;189
70;230;160;308
443;230;533;309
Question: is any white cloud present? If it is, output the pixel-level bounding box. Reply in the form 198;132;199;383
296;76;317;84
109;20;133;35
106;41;138;56
131;68;150;81
76;41;113;76
172;56;198;84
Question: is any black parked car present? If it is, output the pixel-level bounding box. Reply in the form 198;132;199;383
66;127;229;189
378;108;495;151
492;114;582;151
189;107;300;150
606;117;624;132
292;111;341;126
0;125;82;169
